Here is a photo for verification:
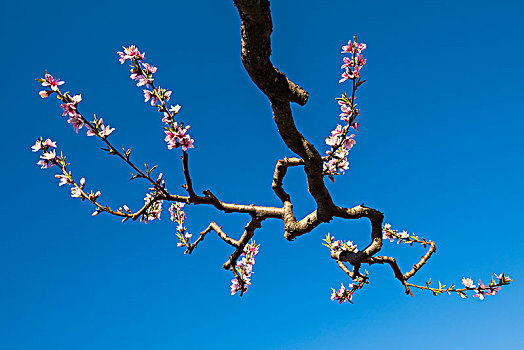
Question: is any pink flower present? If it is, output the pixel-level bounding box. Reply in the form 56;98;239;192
118;45;145;64
358;54;366;66
54;174;71;187
354;65;361;78
100;125;115;137
86;125;96;136
125;45;145;60
398;230;409;239
71;94;82;104
180;135;194;151
341;41;353;53
37;159;50;169
31;141;42;152
42;73;64;91
60;95;81;117
117;51;127;64
164;130;176;146
31;137;58;157
60;103;77;117
339;70;352;83
473;290;485;300
325;136;337;147
331;124;344;138
162;114;173;124
142;62;157;74
71;187;82;198
485;286;501;296
231;278;241;295
137;76;149;87
129;67;141;80
68;115;84;133
342;134;356;150
330;283;354;304
345;240;358;252
341;56;353;69
41;149;57;161
462;278;475;288
169;104;181;115
143;90;158;105
45;138;57;147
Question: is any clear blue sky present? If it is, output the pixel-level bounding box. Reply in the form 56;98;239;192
1;0;523;349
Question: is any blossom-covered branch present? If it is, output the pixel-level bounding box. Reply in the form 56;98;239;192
324;35;367;181
32;0;512;302
324;224;513;303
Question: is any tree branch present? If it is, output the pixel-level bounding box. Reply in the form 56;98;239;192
186;222;238;254
403;241;437;281
232;0;309;106
223;216;263;270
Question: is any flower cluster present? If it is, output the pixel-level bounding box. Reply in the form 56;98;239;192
164;123;193;151
339;37;367;83
382;223;408;242
330;272;369;304
118;45;194;152
86;116;115;138
322;233;358;254
37;72;63;98
331;283;355;304
323;234;372;303
416;273;513;299
31;137;60;169
141;193;163;223
170;203;192;248
36;73;116;138
118;45;149;86
382;223;433;247
231;241;260;296
32;138;102;203
460;273;511;300
324;36;366;181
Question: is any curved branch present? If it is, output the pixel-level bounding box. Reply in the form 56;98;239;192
233;0;336;225
232;0;308;105
331;205;384;264
404;241;437;280
272;157;304;203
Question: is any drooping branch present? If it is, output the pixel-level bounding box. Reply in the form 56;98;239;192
186;222;238;254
